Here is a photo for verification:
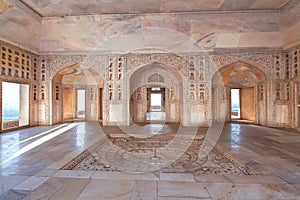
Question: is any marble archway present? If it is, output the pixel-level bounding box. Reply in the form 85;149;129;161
52;64;103;123
129;63;182;123
212;61;266;123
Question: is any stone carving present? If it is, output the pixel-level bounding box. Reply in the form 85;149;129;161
47;54;106;79
62;133;257;176
1;36;300;129
0;45;31;81
127;54;187;76
210;54;272;77
128;62;182;124
274;54;281;79
148;73;164;82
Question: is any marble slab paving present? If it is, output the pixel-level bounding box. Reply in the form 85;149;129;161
77;179;156;200
24;178;90;200
194;174;231;183
0;189;31;200
132;181;157;200
159;173;195;182
46;135;105;170
91;171;158;181
34;169;58;177
158;181;211;199
14;176;49;191
273;183;300;199
53;170;94;179
0;175;29;195
204;182;300;199
158;198;211;200
224;174;286;184
276;172;300;184
265;136;300;142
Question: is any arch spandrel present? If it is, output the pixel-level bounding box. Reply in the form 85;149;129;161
210;54;272;78
129;62;182;94
126;54;188;78
47;55;106;79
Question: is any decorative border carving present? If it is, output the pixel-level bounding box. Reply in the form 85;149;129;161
210;54;272;77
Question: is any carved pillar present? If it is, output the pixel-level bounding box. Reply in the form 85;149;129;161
37;58;51;125
86;86;98;121
292;82;298;129
51;82;63;124
104;56;128;126
181;78;189;126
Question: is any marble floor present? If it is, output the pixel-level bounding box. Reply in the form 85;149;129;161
146;112;166;121
0;122;299;199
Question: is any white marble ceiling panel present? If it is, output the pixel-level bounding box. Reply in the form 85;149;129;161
0;7;41;51
0;0;298;53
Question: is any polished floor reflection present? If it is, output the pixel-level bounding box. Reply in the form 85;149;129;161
0;122;299;199
146;112;166;121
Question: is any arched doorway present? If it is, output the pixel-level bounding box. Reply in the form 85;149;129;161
129;63;182;123
52;64;103;123
212;62;266;123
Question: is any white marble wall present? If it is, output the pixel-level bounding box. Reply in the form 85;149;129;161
1;40;300;129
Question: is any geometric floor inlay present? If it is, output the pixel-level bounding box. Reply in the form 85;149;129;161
62;127;258;176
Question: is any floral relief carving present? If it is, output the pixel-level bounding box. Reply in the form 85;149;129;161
210;54;272;76
127;54;188;75
47;55;106;79
2;36;299;129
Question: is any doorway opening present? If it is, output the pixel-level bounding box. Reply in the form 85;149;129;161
147;87;166;121
151;93;162;111
63;88;86;121
212;62;264;123
76;89;86;119
2;82;29;130
231;89;240;119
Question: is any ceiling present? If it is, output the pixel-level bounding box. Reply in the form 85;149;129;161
20;0;294;17
0;0;299;53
